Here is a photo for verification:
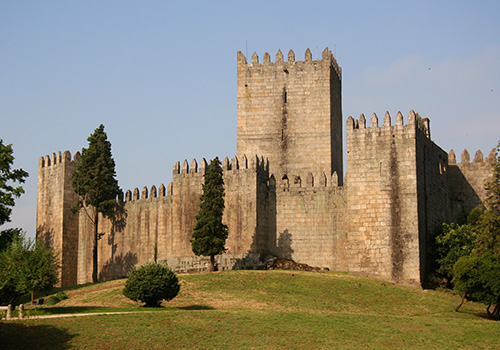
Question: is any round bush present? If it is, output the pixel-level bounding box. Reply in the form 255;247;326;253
123;263;180;307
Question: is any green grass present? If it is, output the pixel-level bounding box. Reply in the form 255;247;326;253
1;270;499;349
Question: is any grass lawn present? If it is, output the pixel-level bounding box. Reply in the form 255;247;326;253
1;270;498;349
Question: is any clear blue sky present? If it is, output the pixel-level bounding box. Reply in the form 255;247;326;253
1;1;499;238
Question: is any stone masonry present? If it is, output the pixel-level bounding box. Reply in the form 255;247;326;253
37;47;496;287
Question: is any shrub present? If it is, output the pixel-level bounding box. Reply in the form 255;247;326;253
46;295;60;305
123;263;180;307
56;291;68;300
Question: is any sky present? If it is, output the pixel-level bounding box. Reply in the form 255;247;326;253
1;1;499;238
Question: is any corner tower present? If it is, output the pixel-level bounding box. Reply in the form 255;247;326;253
36;151;80;286
236;48;343;183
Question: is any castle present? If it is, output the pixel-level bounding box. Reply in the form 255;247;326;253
37;48;495;287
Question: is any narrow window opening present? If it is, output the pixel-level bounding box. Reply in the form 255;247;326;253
284;92;287;103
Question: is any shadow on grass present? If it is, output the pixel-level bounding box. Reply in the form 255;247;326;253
0;323;76;350
474;312;500;321
31;306;109;315
177;305;214;311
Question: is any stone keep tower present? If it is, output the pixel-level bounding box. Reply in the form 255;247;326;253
236;48;343;183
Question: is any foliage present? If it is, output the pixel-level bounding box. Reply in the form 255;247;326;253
45;291;67;305
56;291;68;300
453;253;500;316
72;124;120;283
0;234;59;305
435;142;500;315
0;140;29;226
0;227;22;251
123;263;180;307
46;295;62;305
191;157;228;271
434;208;481;286
72;124;120;218
476;140;500;255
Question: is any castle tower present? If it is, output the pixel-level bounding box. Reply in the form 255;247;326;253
345;111;452;285
36;151;80;286
236;48;343;183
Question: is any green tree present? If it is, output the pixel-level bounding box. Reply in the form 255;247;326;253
453;253;500;316
445;142;500;316
0;234;59;306
191;157;228;271
123;263;180;307
72;125;120;283
0;140;29;226
434;207;481;287
0;227;22;251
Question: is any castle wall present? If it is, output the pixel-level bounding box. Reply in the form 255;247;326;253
37;151;80;287
270;173;348;270
236;48;343;183
73;155;268;283
345;112;421;284
414;118;453;283
447;148;496;217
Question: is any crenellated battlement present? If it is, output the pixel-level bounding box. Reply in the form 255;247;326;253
123;182;173;202
448;148;496;165
122;154;270;203
346;110;431;138
39;150;80;168
237;47;341;79
272;171;340;190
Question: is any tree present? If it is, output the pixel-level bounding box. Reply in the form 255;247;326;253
72;125;120;283
440;142;500;316
0;227;22;251
453;253;500;316
191;157;228;271
123;263;180;307
0;140;29;226
434;207;481;287
0;234;59;306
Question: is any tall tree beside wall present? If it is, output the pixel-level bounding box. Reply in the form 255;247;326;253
72;125;120;283
191;157;228;272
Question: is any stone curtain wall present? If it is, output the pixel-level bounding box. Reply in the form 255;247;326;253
236;48;343;182
37;151;80;287
345;111;421;284
447;148;496;217
271;174;348;271
74;155;267;284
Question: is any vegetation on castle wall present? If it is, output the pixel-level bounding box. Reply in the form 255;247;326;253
191;156;228;272
72;124;120;283
123;262;180;307
0;139;28;226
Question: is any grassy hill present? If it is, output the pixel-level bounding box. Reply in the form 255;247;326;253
1;270;499;349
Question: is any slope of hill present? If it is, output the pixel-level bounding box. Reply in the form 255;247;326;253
1;270;498;349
